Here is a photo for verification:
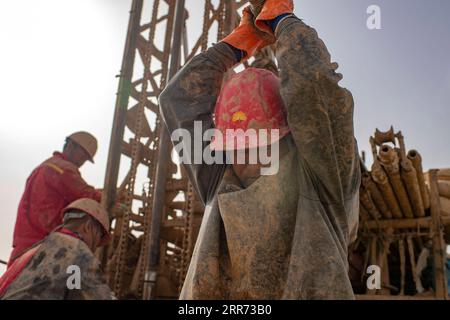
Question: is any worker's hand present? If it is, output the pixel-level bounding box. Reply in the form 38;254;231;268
116;190;126;203
254;0;294;35
221;7;275;61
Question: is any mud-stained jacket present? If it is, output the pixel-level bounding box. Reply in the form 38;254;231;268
1;232;113;300
159;17;361;299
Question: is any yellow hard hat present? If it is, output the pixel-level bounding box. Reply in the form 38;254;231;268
67;131;97;163
63;198;111;246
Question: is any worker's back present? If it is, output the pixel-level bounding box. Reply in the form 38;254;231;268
10;152;100;264
1;231;112;300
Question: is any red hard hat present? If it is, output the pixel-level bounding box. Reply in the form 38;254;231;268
210;67;289;151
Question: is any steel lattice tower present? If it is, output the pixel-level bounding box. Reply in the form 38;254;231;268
101;0;250;300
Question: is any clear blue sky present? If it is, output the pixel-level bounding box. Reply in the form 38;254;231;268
0;0;449;272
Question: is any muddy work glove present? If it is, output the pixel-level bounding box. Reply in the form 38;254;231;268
254;0;295;34
221;7;275;62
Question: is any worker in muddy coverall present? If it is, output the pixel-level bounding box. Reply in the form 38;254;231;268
8;132;101;266
0;198;113;300
159;0;360;299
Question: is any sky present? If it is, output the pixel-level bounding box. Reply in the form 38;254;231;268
0;0;449;274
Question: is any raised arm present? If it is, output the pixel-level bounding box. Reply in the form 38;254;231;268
159;43;234;204
254;1;360;203
159;8;274;204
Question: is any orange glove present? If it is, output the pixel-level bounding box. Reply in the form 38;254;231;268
222;7;275;61
255;0;294;35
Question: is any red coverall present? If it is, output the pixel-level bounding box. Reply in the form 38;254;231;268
8;152;101;265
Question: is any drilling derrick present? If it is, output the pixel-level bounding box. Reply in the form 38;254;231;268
101;0;252;300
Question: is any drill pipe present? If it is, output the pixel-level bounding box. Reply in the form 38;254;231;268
379;145;414;219
438;168;450;181
360;188;382;220
362;172;392;219
401;154;425;217
407;150;431;210
359;202;372;221
440;196;450;216
438;181;450;199
371;160;403;219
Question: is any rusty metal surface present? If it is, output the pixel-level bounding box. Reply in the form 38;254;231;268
102;0;178;299
143;0;186;300
102;0;144;214
101;1;450;301
401;158;425;218
362;171;392;219
438;181;450;199
428;170;448;298
372;127;396;146
359;205;371;222
355;128;448;299
396;134;425;218
440;196;450;216
378;145;414;219
111;0;177;299
371;161;403;219
408;150;431;210
102;0;249;300
360;188;381;220
438;169;450;180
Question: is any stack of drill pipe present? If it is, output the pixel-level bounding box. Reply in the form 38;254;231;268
371;160;403;219
378;145;414;219
361;172;392;219
407;150;431;210
401;152;425;217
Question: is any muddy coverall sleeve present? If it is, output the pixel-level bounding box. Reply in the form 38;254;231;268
159;43;237;204
275;17;360;203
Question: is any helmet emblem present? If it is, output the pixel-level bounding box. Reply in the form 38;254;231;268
232;111;247;123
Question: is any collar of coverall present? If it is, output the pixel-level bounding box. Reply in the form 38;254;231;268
53;151;68;161
57;227;84;242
